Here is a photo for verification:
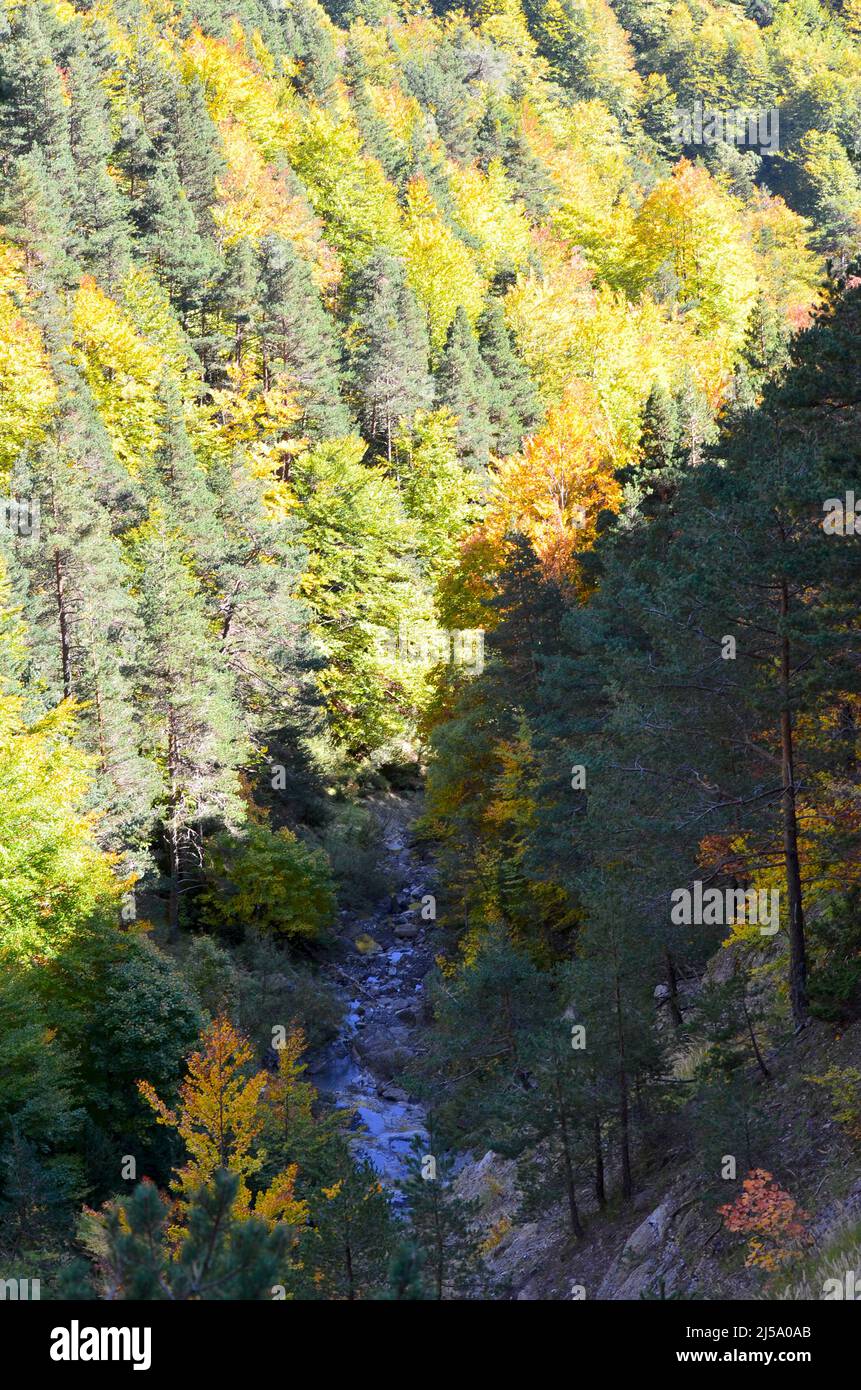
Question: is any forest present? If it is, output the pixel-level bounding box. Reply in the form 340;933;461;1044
0;0;860;1307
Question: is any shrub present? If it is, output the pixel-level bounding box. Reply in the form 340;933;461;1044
317;800;388;911
182;936;241;1020
719;1169;812;1274
806;1066;861;1144
808;889;861;1021
198;826;336;944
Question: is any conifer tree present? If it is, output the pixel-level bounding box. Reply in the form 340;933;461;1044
62;1171;293;1300
399;1135;482;1298
8;375;156;865
380;1243;428;1300
169;76;225;240
622;379;681;512
131;507;247;937
346;251;434;460
0;2;77;205
478;300;541;456
0;147;79;289
436;306;493;471
66;45;130;285
257;234;351;438
306;1147;394;1300
140;154;216;325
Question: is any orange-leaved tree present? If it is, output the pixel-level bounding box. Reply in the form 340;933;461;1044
719;1169;811;1274
483;379;622;587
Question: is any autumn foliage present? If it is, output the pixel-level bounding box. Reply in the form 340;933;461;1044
138;1016;306;1240
719;1170;812;1274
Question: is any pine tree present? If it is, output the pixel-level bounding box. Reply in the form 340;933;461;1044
283;0;339;104
66;44;130;286
379;1243;428;1300
622;379;681;512
346;251;434;460
0;146;79;289
169;76;225;240
307;1148;394;1300
139;154;216;324
0;554;124;966
61;1171;293;1300
0;3;77;205
476;91;553;219
7;333;156;855
436;306;493;471
399;1135;482;1298
478;299;541;456
148;379;224;577
731;292;790;413
131;507;247;937
257;234;351;438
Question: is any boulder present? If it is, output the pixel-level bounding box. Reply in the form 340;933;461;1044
354;933;382;955
622;1200;673;1259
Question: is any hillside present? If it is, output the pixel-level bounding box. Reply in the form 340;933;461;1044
0;0;860;1312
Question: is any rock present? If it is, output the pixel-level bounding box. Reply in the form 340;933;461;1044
394;923;419;939
395;1006;417;1024
623;1200;673;1259
378;1083;408;1102
354;934;382;955
454;1150;518;1211
593;1199;682;1301
354;1024;412;1079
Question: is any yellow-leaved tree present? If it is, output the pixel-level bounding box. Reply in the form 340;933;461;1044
483;379;622;585
138;1015;307;1241
0;558;124;966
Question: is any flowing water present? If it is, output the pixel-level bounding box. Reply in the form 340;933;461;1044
309;793;437;1196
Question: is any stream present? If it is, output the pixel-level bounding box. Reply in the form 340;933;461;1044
308;792;437;1198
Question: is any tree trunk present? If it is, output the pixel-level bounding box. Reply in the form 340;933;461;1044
741;991;771;1080
553;1067;584;1238
433;1196;444;1299
167;724;181;942
344;1230;355;1302
53;550;72;698
779;577;808;1030
664;946;683;1029
614;971;633;1198
593;1109;606;1210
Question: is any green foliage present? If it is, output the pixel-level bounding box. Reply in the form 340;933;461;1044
399;1136;483;1298
199;824;336;943
378;1242;429;1300
808;889;861;1021
2;0;861;1305
63;1170;292;1300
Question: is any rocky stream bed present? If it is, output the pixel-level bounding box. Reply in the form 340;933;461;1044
308;793;439;1196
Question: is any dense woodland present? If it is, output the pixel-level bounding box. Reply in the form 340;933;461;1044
1;0;860;1300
